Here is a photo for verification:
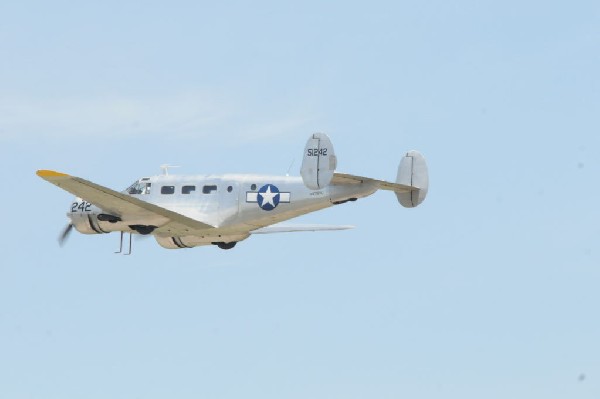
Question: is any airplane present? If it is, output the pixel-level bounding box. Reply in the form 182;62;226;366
37;133;429;253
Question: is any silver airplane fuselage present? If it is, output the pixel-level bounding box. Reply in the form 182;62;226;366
68;173;378;249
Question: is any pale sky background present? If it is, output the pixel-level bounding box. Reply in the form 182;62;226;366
1;1;599;398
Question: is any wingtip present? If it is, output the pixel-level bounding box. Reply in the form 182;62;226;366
36;169;70;178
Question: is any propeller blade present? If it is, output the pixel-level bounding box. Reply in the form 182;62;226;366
58;223;74;247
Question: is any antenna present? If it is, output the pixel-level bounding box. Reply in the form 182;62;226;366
160;164;181;176
285;158;295;177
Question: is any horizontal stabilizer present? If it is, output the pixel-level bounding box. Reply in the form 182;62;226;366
330;150;428;208
250;223;354;234
332;173;416;193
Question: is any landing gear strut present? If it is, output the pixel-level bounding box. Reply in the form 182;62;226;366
115;231;133;255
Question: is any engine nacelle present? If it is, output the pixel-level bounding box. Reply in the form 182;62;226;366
70;212;109;235
68;197;123;235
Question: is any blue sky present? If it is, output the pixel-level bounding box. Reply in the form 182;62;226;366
1;1;599;398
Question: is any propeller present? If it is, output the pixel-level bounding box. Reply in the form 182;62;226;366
58;223;74;247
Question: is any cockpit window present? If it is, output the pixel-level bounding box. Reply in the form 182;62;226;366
126;181;151;195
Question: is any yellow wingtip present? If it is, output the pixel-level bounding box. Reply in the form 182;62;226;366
36;169;70;178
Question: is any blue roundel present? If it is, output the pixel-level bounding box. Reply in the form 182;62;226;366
257;184;281;211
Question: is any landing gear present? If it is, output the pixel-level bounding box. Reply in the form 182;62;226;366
115;231;133;255
213;242;237;250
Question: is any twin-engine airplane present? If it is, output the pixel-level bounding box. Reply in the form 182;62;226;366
37;133;429;253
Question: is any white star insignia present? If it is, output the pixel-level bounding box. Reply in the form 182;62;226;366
259;185;279;207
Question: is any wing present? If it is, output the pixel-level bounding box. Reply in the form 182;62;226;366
250;223;354;234
332;172;417;193
36;170;214;235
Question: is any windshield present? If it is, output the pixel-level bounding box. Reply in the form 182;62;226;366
125;180;151;195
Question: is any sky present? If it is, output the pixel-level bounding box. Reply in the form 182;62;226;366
0;0;599;398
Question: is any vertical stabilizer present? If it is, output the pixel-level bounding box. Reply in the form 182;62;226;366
300;133;337;190
396;150;429;207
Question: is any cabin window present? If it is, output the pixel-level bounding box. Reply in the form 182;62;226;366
203;185;217;194
161;186;175;194
182;185;196;194
227;186;233;192
251;184;257;190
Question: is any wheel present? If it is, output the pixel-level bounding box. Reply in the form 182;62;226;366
216;242;237;250
129;225;156;235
